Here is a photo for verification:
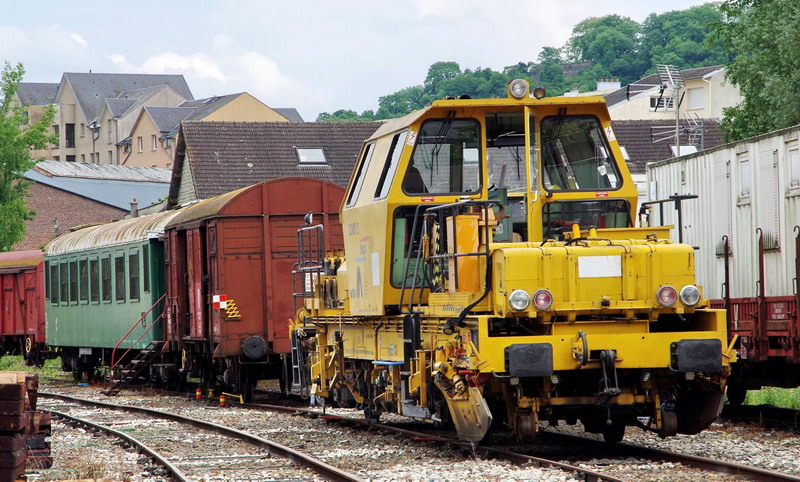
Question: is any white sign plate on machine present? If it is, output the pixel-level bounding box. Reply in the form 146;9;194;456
578;255;622;278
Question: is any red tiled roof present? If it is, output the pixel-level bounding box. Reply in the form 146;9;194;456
612;119;726;174
171;121;381;204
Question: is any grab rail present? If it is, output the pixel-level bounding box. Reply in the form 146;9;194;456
110;293;167;369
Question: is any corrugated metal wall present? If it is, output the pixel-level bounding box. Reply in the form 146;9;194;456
647;126;800;299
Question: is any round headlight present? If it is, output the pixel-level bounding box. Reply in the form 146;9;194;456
508;289;530;311
679;285;701;306
533;289;553;310
532;86;547;99
507;79;530;99
657;286;678;307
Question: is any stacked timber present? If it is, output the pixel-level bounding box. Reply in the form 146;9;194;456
0;372;51;481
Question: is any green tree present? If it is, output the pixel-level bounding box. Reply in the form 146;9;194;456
423;61;462;98
564;15;642;83
712;0;800;140
639;5;730;70
0;62;56;251
375;85;428;119
316;109;376;122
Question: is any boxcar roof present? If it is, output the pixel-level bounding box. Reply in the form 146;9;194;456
165;177;344;229
0;250;42;270
46;210;181;256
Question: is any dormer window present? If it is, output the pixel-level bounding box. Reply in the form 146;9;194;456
650;96;674;111
296;148;327;165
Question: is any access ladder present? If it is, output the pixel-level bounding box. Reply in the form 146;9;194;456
101;341;166;396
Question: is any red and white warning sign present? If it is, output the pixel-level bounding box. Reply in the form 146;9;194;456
212;294;228;309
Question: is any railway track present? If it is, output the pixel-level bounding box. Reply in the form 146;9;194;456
41;388;616;481
721;403;800;431
38;392;360;481
238;398;800;482
39;385;800;481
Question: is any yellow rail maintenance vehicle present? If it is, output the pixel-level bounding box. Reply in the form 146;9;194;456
290;79;735;443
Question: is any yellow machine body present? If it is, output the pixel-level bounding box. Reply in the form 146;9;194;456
291;83;733;443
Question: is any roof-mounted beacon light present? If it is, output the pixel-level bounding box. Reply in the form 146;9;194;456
532;86;547;99
507;79;530;99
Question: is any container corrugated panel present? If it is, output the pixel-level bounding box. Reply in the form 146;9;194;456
46;210;181;256
647;125;800;300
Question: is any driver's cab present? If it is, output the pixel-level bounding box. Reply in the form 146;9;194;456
340;81;639;315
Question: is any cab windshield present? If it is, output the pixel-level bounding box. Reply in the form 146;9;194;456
541;115;620;191
485;112;535;193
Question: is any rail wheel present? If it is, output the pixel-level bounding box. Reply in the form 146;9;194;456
364;404;382;422
240;367;256;403
726;384;747;406
515;412;536;441
602;422;626;443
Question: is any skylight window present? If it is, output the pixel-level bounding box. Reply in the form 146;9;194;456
296;148;327;164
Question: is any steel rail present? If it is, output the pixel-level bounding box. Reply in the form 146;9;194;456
540;431;800;482
241;398;800;482
722;403;800;430
237;401;621;482
45;408;190;482
39;392;363;482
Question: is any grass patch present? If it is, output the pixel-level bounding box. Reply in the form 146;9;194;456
745;387;800;409
0;355;70;380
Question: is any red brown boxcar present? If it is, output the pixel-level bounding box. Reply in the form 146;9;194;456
0;250;46;365
164;178;344;399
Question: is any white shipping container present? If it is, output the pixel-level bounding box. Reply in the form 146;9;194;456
646;124;800;300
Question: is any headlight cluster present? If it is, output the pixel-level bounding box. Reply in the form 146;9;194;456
508;289;553;311
656;285;701;307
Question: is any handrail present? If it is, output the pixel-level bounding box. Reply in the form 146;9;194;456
110;293;167;369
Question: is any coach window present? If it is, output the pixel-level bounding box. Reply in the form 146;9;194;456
49;263;59;304
44;261;50;300
89;258;99;303
59;263;68;305
79;259;88;303
129;251;140;301
101;257;112;302
68;260;78;303
142;245;150;293
115;255;126;302
375;130;409;200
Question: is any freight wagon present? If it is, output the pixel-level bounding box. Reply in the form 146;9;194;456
647;124;800;401
162;177;344;400
0;251;47;366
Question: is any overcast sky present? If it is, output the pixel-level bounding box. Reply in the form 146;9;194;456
3;0;711;121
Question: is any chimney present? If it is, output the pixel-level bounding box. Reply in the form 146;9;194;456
596;77;621;91
130;199;139;218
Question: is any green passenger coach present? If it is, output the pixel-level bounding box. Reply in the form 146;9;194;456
44;210;179;380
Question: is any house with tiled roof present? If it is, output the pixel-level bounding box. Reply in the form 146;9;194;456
17;161;171;250
610;118;727;210
603;66;741;121
120;92;295;168
12;82;59;160
167;120;381;208
50;72;193;164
